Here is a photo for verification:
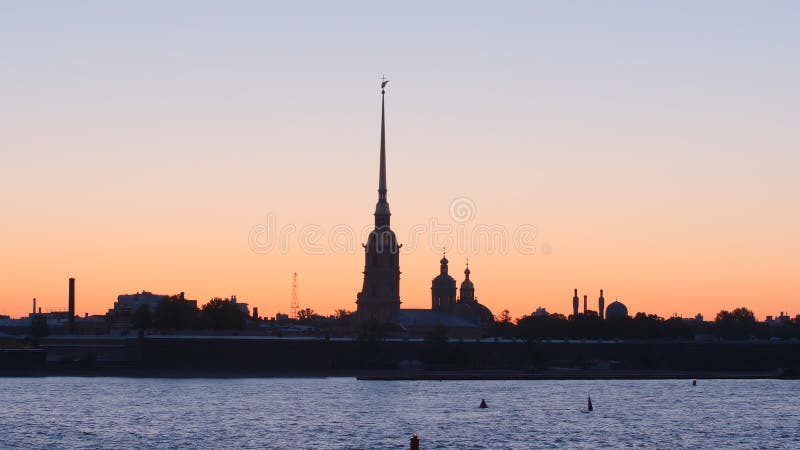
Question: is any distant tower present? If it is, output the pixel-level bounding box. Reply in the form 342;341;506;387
356;79;401;323
572;289;579;318
583;295;588;315
68;277;75;333
459;262;475;302
431;254;456;313
32;298;36;316
290;272;299;319
598;289;605;320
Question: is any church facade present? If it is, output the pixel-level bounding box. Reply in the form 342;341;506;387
355;82;493;337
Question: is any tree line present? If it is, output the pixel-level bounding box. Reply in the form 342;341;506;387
131;296;247;331
489;307;800;340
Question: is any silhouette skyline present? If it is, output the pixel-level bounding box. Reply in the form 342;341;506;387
1;3;799;321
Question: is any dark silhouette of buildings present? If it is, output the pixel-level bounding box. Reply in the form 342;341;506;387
355;80;492;336
572;288;620;320
451;263;494;328
356;81;401;324
395;257;494;338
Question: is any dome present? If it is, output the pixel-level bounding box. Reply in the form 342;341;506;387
605;301;629;319
432;273;456;288
459;263;476;302
433;253;453;288
453;301;494;328
460;278;474;291
460;267;474;291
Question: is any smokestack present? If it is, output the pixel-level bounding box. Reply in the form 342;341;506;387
583;295;588;315
253;307;259;319
599;289;605;320
32;298;36;315
68;277;75;333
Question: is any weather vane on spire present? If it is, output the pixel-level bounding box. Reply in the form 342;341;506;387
381;76;389;94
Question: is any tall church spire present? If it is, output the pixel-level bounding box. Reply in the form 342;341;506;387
358;77;401;324
379;79;387;201
375;77;391;227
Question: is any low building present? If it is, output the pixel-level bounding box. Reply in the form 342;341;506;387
532;307;550;317
109;291;174;316
396;309;484;339
765;312;792;326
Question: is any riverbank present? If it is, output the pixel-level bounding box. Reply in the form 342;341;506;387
0;367;791;380
4;337;799;378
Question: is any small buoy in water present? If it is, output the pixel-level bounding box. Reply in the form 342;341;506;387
409;433;420;450
479;398;488;409
692;379;697;386
587;396;593;412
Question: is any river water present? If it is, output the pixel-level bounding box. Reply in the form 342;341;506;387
0;377;797;449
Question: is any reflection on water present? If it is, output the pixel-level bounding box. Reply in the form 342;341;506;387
0;378;798;449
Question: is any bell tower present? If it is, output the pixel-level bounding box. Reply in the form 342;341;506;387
356;79;401;323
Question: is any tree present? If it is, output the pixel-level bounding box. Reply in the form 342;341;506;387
497;309;512;324
629;313;665;339
155;295;198;330
201;297;246;330
715;307;756;339
297;308;316;322
517;314;569;340
334;309;351;320
489;310;517;338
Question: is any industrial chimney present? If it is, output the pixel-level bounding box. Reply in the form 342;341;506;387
68;277;75;334
599;289;605;320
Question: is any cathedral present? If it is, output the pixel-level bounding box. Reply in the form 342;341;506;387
355;81;494;337
429;255;494;329
355;80;401;324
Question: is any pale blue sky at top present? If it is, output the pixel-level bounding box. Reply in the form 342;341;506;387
1;1;798;318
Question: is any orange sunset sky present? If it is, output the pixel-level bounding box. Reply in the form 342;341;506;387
1;2;798;320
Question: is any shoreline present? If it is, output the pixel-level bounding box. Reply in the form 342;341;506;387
0;368;790;380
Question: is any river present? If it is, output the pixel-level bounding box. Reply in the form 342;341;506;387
0;378;797;449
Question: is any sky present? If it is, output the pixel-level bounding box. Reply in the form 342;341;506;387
1;1;799;320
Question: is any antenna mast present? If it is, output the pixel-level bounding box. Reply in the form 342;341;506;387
290;272;299;319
